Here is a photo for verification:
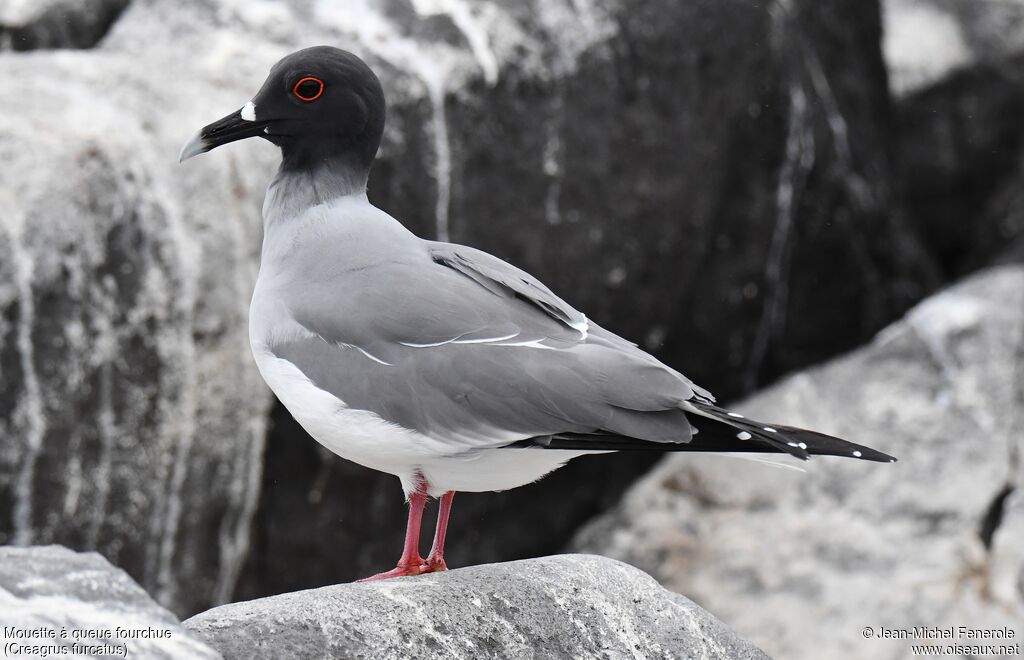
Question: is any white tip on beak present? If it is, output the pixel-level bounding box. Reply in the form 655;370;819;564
178;130;207;163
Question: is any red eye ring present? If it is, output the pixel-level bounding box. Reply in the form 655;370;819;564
292;76;324;102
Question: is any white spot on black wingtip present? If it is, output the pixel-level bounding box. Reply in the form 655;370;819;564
736;431;752;440
798;442;807;450
764;426;777;433
853;450;862;458
787;441;800;448
727;412;744;418
889;458;896;463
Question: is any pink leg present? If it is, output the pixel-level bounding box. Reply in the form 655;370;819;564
356;484;429;582
424;491;455;572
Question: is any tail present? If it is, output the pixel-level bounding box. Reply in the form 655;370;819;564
511;400;896;463
680;401;895;462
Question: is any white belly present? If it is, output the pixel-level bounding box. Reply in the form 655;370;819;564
416;447;595;494
251;343;592;495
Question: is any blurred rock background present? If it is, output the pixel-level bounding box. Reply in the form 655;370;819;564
0;0;1020;653
573;265;1024;659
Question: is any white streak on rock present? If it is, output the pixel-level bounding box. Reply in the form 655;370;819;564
312;0;621;243
746;79;814;391
61;431;83;518
543;108;563;226
426;79;452;242
133;154;201;608
214;166;268;605
411;0;500;85
804;53;851;170
87;362;115;549
3;206;46;546
9;251;45;546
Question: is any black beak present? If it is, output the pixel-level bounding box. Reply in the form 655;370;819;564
178;106;272;163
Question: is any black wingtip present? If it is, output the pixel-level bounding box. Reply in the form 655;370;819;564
846;447;898;463
686;402;897;464
505;403;899;464
764;423;896;463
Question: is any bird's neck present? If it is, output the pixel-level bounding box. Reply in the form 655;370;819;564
264;152;370;226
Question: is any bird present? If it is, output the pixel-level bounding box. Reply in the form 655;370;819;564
179;45;896;581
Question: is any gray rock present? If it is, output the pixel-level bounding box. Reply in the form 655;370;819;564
0;545;220;659
895;53;1024;278
186;554;770;660
0;0;129;51
1;0;940;617
0;47;274;617
883;0;1024;95
572;266;1024;660
0;1;283;616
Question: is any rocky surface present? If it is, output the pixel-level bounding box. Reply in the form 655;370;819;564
187;554;769;660
894;52;1024;279
0;0;950;616
0;0;130;51
0;0;292;615
883;0;1024;96
572;265;1024;660
0;545;219;659
0;44;273;616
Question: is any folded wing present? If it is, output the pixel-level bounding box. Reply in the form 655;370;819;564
273;242;711;450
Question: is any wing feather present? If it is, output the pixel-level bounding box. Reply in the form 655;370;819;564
275;241;713;449
427;242;588;338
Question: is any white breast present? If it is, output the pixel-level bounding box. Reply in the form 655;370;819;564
250;341;431;492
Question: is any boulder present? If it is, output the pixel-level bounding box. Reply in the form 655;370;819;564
883;0;1024;96
884;0;1024;297
571;265;1024;660
2;0;939;616
186;554;770;660
894;53;1024;278
0;545;219;659
0;0;129;51
0;46;273;617
0;1;287;616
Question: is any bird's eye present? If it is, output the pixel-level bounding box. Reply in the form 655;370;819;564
293;76;324;102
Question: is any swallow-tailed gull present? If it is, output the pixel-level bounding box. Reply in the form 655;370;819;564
180;46;896;581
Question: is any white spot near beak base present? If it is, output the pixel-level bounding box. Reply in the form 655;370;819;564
241;101;256;121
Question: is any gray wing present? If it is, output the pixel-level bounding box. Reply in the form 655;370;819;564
425;242;589;337
273;242;714;448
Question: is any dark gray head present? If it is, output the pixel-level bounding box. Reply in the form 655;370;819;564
180;46;385;176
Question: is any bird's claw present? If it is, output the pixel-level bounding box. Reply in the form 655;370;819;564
356;557;448;582
423;556;447;572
